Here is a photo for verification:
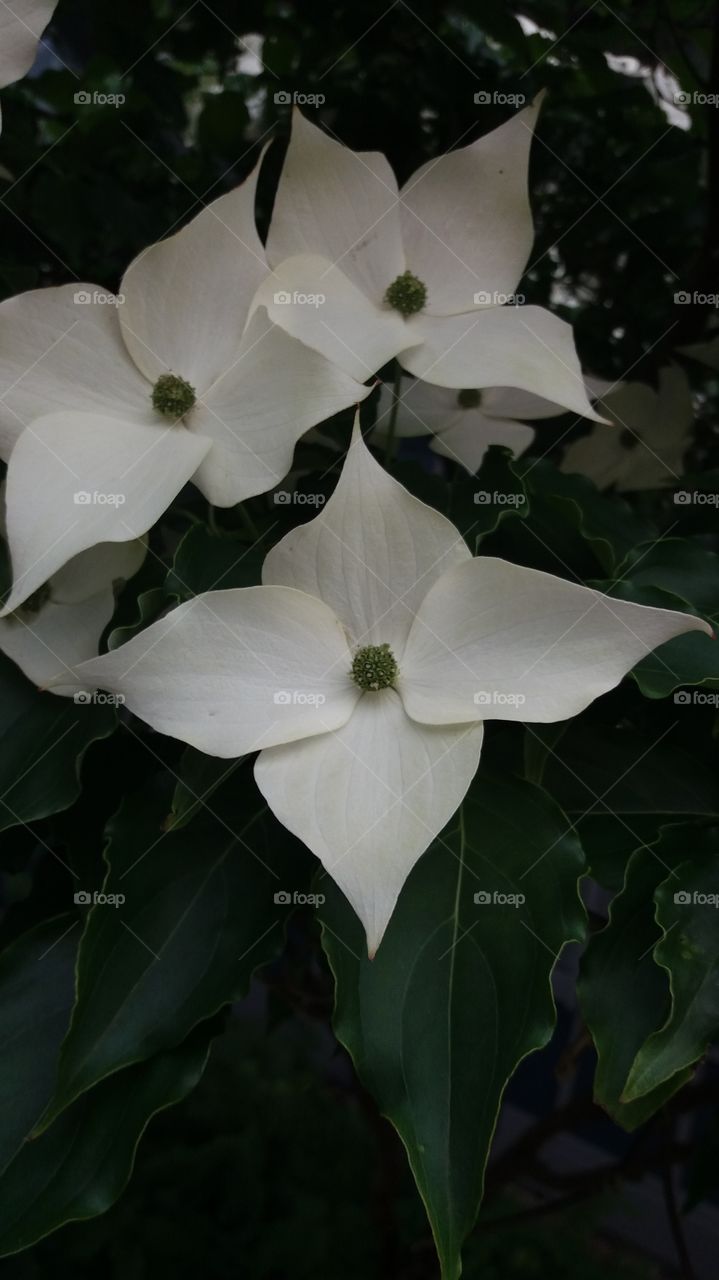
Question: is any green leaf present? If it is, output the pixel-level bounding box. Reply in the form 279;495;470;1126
623;825;719;1101
0;918;78;1176
536;720;719;817
519;459;655;573
166;524;265;600
165;745;246;831
0;1027;211;1257
0;654;118;833
615;538;719;616
579;831;692;1131
38;781;300;1126
107;587;175;649
320;775;585;1280
596;580;719;699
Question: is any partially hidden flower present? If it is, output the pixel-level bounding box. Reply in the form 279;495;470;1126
0;0;57;128
373;379;574;473
59;423;710;954
0;482;144;691
561;366;693;491
0;152;369;614
251;102;602;422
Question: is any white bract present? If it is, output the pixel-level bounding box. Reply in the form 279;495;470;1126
251;103;602;421
374;379;572;473
62;423;711;955
0;511;144;691
562;366;693;491
0;153;369;613
0;0;57;130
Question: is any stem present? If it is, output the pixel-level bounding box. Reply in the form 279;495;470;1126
384;363;403;465
237;502;260;540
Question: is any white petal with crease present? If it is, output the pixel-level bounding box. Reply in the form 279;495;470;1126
399;96;541;314
263;424;471;650
399;556;712;724
66;586;359;756
190;311;370;506
255;688;484;955
266;109;404;304
1;412;208;613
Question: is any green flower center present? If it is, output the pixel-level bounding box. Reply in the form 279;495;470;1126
457;388;481;409
351;643;399;692
151;373;196;419
384;271;427;317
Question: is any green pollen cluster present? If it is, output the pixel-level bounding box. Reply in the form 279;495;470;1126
351;643;399;692
384;271;427;317
151;372;196;419
457;388;481;409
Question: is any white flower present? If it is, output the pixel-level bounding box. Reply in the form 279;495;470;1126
0;154;369;613
373;380;572;473
0;0;57;126
61;423;710;954
251;103;601;422
0;485;144;691
561;366;693;491
678;335;719;371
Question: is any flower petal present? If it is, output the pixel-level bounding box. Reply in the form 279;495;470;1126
0;284;150;458
119;158;267;392
190;311;370;506
251;253;410;381
67;586;359;756
0;591;118;691
400;556;712;725
266;109;404;305
399;96;542;315
263;423;471;651
0;0;57;88
1;412;209;613
431;410;534;473
49;539;146;605
480;384;572;420
400;305;603;420
255;688;484;955
373;379;456;439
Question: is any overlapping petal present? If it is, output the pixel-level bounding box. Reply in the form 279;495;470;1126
190;311;370;506
0;0;57;90
1;412;209;613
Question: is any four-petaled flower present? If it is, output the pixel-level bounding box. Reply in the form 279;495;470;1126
62;422;711;954
252;103;602;422
0;154;369;613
